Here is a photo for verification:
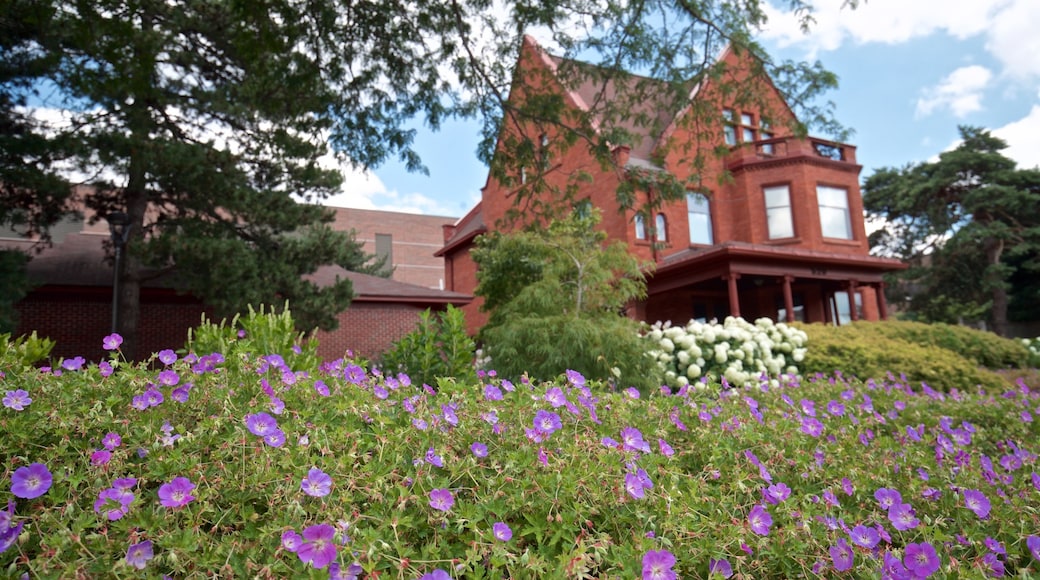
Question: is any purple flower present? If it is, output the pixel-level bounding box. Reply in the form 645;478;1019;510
748;504;773;536
827;400;845;416
763;483;791;505
492;522;512;541
533;410;562;435
621;426;651;454
841;477;854;496
157;349;178;365
94;487;134;520
625;472;647;499
314;380;330;396
297;523;337;569
830;538;854;572
157;369;179;387
244;412;279;437
483;384;502;401
10;463;52;499
903;542;940;578
708;558;733;578
99;361;114;377
874;487;902;510
157;476;195;508
470;442;488;458
102;432;122;450
103;333;123;350
642;549;677;580
281;530;303;552
888;503;920;531
144;388;164;407
658;438;675;457
544;387;566;407
425;447;444;468
61;356;85;371
112;477;137;491
429;488;454;512
963;489;991;519
850;524;880;549
330;562;364;580
91;450;112;466
171;386;190;403
264;429;286;448
125;540;153;569
301;467;332;497
2;390;31;411
800;417;823;437
565;369;585;387
420;570;451;580
982;552;1005;577
1027;535;1040;561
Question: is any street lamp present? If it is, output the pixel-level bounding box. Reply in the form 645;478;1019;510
107;212;132;335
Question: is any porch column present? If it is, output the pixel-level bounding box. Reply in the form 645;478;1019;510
723;273;741;318
877;281;889;320
847;281;859;322
782;275;795;322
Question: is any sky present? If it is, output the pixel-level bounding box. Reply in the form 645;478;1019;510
319;0;1040;218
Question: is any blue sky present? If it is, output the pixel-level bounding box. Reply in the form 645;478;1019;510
321;0;1040;218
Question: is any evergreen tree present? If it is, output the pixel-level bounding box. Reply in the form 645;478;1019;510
863;127;1040;336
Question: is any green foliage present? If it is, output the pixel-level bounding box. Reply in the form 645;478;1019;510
1022;337;1040;368
379;306;477;387
474;210;658;389
2;335;1040;577
795;321;1028;391
0;330;55;371
864;127;1040;336
644;317;808;389
184;304;320;370
0;249;31;333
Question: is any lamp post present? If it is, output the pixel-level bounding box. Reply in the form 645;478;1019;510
107;212;132;335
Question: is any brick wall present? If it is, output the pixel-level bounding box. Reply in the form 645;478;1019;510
14;288;209;362
329;208;456;289
314;301;430;361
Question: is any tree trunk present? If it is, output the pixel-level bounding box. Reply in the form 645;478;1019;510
984;237;1008;337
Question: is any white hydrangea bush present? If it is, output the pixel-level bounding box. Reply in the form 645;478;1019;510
642;316;808;389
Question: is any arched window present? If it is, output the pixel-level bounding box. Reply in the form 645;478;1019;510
634;214;647;240
655;213;667;242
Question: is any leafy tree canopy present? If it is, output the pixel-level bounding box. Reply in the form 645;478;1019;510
2;0;855;356
863;126;1040;336
473;209;660;389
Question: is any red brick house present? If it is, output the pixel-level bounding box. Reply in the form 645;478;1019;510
5;204;469;362
439;36;905;334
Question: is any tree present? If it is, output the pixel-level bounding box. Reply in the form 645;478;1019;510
863;127;1040;336
2;0;853;357
473;209;660;388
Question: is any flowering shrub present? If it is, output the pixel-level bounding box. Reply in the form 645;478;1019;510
1023;337;1040;368
2;325;1040;577
643;316;808;389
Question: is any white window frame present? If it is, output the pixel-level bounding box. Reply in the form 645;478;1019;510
655;213;667;242
764;185;794;239
817;185;853;240
686;192;713;245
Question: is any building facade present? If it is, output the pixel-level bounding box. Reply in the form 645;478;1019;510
439;36;905;335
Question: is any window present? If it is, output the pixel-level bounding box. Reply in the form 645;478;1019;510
574;198;592;219
763;185;794;239
520;166;527;185
740;112;755;143
817;185;853;239
722;109;737;146
775;293;805;323
832;290;863;325
375;233;393;275
686;192;713;245
634;214;647;240
655;213;667;242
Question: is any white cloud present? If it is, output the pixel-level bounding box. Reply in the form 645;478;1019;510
994;104;1040;169
915;65;993;118
760;0;1001;56
761;0;1040;84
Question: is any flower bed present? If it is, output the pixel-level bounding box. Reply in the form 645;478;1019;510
1;330;1040;578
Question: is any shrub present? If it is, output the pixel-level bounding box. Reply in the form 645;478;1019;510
184;303;321;370
856;320;1030;370
1023;337;1040;368
796;322;1010;391
2;327;1040;578
643;317;808;389
379;305;476;387
0;331;55;371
